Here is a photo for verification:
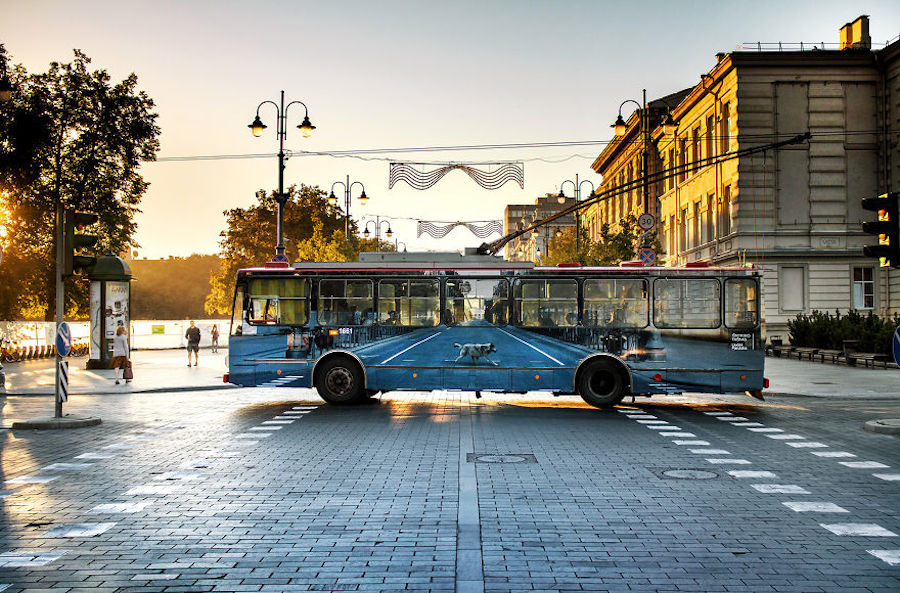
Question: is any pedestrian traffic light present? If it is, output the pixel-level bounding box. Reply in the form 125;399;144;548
64;210;99;276
861;191;899;268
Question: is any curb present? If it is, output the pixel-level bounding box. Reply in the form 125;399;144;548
864;419;900;435
1;384;239;397
11;415;102;430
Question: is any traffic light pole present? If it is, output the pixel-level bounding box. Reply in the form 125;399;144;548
54;203;64;418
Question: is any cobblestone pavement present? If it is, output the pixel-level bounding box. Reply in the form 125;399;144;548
0;389;898;592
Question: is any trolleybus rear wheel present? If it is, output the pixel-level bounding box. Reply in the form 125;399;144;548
315;356;365;405
577;359;627;408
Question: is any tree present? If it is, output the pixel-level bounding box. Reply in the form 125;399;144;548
129;254;221;320
537;215;665;267
205;185;393;315
0;45;160;320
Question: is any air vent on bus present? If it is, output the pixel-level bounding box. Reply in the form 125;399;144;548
619;261;644;267
557;262;581;268
685;262;709;268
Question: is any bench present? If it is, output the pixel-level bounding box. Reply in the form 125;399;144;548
814;349;844;364
791;347;819;361
842;340;891;368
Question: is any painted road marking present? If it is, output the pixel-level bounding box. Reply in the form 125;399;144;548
88;502;152;514
839;461;889;469
707;458;751;464
498;328;565;366
125;485;180;496
636;419;668;424
820;523;897;537
249;426;282;431
690;449;731;454
224;439;260;446
262;420;294;425
6;475;58;485
673;440;710;446
868;550;900;565
717;416;749;422
0;550;67;567
380;331;442;364
40;523;116;538
766;434;806;440
41;463;92;471
873;473;900;481
153;471;201;481
102;443;136;450
783;502;848;513
74;452;115;459
752;484;810;494
747;427;784;433
732;422;765;427
704;412;732;416
645;425;678;430
812;451;856;458
235;432;271;438
788;442;828;448
729;471;777;479
660;432;696;437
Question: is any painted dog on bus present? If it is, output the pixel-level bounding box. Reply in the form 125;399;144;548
453;342;498;366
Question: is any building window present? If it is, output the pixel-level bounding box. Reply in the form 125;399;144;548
705;193;715;244
679;138;688;183
720;102;730;153
720;185;732;237
667;148;675;191
668;215;675;256
852;267;874;310
705;114;715;161
691;202;700;249
779;266;806;312
678;207;687;252
691;126;701;172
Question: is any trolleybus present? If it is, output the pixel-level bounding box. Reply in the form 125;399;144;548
225;251;765;407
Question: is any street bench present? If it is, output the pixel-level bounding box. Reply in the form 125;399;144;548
814;349;844;364
791;347;818;361
842;340;892;368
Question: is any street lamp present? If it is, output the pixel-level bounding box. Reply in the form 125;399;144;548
362;217;393;253
558;174;595;254
328;176;369;239
247;90;315;262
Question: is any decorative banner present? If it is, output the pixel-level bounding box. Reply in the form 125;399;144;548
390;162;524;190
417;220;504;239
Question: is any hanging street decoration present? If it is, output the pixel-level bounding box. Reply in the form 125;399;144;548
417;220;504;239
389;162;524;191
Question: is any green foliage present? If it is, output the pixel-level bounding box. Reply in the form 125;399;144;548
129;254;221;319
788;309;900;356
537;214;665;266
0;44;160;320
205;185;392;315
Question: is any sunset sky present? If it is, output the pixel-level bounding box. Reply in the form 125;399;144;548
3;0;899;258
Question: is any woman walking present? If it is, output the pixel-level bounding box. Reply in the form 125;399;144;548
110;325;131;385
211;324;220;353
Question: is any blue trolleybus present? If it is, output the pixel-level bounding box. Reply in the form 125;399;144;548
225;251;765;407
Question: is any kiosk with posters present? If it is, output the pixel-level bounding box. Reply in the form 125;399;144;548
86;253;133;369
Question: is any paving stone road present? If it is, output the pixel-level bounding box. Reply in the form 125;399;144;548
0;387;898;592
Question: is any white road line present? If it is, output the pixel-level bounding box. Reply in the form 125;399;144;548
766;434;806;440
717;416;749;422
659;432;696;437
635;419;668;424
747;428;784;433
380;331;442;364
707;458;751;464
873;473;900;481
0;550;67;567
39;523;116;538
125;485;180;496
690;449;731;455
645;425;678;430
88;502;152;514
783;502;848;513
673;440;709;446
41;463;92;471
74;452;115;459
820;523;897;537
868;550;900;565
811;451;856;458
249;426;282;431
704;412;733;416
497;329;565;366
729;470;777;478
6;475;58;485
839;461;889;469
752;484;810;494
787;442;828;448
731;422;765;427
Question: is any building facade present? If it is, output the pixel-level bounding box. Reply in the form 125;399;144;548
504;194;576;262
585;16;900;336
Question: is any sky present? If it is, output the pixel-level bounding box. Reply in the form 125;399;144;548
3;0;899;259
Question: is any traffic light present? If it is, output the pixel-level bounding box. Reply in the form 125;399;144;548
861;191;899;268
64;210;99;276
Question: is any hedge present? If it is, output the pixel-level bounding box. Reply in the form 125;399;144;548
788;310;900;356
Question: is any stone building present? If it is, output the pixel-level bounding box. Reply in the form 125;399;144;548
585;15;900;336
503;194;576;262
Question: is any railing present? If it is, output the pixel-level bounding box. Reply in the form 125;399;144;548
735;38;896;52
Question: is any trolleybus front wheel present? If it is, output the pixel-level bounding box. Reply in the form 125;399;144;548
315;356;365;405
577;359;627;408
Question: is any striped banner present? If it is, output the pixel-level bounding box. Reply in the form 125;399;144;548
58;359;68;403
417;220;504;239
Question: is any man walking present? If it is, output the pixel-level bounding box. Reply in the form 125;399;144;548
185;320;201;367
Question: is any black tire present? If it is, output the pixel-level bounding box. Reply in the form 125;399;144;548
577;358;627;408
315;356;366;405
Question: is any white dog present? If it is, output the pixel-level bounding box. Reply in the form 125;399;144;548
453;342;498;366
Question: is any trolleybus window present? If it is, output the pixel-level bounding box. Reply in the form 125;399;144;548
725;278;759;328
445;278;509;325
654;278;720;329
378;279;440;327
230;286;245;335
583;279;648;328
513;279;577;327
247;278;308;326
318;279;374;326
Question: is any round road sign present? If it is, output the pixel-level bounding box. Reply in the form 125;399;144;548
56;322;72;357
638;248;656;266
638;213;656;230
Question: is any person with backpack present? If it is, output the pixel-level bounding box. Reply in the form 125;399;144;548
110;325;131;384
185;320;201;367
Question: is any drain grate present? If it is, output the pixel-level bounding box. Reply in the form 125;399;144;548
467;453;537;464
649;467;718;480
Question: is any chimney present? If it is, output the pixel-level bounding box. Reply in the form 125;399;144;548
840;15;871;50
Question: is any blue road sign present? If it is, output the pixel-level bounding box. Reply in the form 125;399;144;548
56;322;72;357
893;325;900;368
638;248;656;266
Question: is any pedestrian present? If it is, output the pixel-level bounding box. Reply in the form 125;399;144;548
185;320;201;367
211;324;220;353
110;325;131;385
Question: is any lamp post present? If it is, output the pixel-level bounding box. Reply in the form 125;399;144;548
248;90;315;262
329;176;368;239
362;217;393;253
558;174;595;254
611;89;676;218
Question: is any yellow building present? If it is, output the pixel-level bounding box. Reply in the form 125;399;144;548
587;16;900;335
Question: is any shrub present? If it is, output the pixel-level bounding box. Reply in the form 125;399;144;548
788;310;900;355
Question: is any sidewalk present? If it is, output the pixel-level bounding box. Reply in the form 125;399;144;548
0;348;234;396
0;348;896;398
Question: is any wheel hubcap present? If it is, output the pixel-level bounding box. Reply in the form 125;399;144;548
590;370;616;396
325;367;354;396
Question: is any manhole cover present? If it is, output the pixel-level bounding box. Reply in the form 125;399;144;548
661;469;718;480
467;453;537;464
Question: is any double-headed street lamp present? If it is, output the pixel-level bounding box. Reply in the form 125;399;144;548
363;217;393;253
611;88;676;217
329;176;369;239
558;174;595;253
248;90;315;262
